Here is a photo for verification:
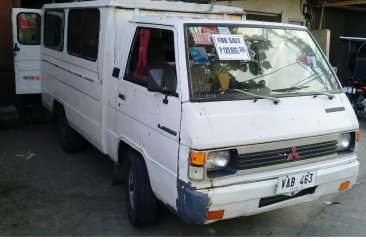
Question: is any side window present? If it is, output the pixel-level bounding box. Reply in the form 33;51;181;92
67;9;100;61
44;9;64;51
17;13;41;45
125;27;176;86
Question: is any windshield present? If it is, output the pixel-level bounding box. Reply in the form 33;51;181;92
185;25;342;101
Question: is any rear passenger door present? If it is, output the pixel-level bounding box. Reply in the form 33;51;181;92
115;25;181;208
11;8;41;94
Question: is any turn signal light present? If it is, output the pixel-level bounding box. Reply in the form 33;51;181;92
339;181;350;191
356;130;361;142
207;210;225;220
190;151;205;166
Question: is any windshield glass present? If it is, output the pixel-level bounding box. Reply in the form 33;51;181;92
185;25;342;101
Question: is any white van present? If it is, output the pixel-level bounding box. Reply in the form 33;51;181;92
12;0;360;226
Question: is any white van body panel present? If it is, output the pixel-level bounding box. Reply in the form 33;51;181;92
203;158;358;222
40;3;244;155
180;93;358;149
108;21;183;207
41;8;109;151
14;0;359;225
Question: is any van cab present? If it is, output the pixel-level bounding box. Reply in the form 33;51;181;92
12;0;359;226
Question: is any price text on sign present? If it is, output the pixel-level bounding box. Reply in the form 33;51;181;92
211;34;251;61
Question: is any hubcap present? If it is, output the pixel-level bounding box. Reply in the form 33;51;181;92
128;168;134;210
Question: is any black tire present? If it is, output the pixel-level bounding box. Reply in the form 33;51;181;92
112;144;129;185
57;114;87;153
112;162;124;185
15;94;26;120
126;150;158;227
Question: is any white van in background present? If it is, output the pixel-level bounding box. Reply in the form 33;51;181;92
12;0;360;226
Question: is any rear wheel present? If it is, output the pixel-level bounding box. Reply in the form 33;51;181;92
126;150;158;226
57;111;87;153
112;162;124;185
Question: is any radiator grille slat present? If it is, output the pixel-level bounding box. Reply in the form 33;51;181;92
233;140;337;170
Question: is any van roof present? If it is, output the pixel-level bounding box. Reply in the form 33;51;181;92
130;15;308;30
43;0;244;15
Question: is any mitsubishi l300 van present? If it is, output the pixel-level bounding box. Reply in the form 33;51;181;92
12;0;359;226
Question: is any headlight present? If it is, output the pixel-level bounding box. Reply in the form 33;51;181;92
337;133;352;151
206;150;230;171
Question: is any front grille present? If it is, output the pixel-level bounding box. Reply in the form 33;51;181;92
232;140;337;170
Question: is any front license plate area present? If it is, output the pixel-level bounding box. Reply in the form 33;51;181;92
276;171;316;195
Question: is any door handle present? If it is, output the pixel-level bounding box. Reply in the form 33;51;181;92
118;93;126;106
118;93;126;100
13;43;20;52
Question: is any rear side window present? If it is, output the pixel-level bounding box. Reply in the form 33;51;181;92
44;9;65;51
17;13;41;45
67;9;100;61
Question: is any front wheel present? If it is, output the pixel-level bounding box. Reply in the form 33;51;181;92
126;150;158;227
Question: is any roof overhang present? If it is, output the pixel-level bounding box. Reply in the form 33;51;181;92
316;0;366;12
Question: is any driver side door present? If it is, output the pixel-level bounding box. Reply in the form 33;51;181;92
115;25;182;208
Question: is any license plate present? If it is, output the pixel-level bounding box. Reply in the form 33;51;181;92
276;171;316;194
344;87;356;94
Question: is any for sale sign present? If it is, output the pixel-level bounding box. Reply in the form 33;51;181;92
211;34;251;61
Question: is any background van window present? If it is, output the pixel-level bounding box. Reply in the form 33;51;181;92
17;13;40;45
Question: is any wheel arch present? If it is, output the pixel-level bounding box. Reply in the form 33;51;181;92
53;99;65;117
116;139;153;187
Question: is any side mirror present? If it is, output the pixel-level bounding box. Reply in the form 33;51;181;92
147;69;164;92
147;66;177;94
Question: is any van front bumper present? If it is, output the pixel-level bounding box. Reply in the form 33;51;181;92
176;159;359;224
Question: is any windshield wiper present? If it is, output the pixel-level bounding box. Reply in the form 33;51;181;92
272;86;310;93
312;91;335;100
272;86;335;100
231;89;281;105
272;85;335;100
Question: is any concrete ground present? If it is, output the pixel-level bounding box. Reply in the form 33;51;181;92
0;108;365;236
299;116;366;237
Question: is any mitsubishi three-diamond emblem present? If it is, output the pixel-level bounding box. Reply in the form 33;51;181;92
287;146;300;161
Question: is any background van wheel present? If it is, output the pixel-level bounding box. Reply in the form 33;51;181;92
57;115;87;153
126;150;158;227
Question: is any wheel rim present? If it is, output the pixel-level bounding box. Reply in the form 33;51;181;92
128;168;135;210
